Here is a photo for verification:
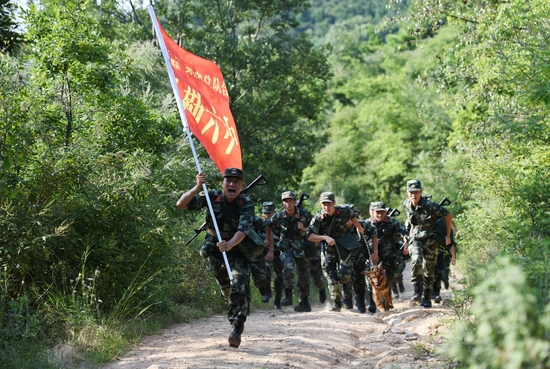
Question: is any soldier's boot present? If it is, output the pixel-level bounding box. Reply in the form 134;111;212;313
443;277;450;290
411;283;422;302
319;287;327;304
293;295;312;313
398;281;405;293
431;279;440;299
367;290;376;313
341;283;353;309
421;288;432;308
391;283;399;299
228;320;245;348
261;284;272;303
355;292;366;313
281;288;293;306
274;289;282;310
433;283;442;304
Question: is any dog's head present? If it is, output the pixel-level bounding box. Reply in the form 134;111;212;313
362;262;387;290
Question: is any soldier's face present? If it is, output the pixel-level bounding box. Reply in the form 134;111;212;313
375;210;386;222
321;201;335;216
408;189;422;206
223;176;243;202
282;198;296;211
262;211;273;219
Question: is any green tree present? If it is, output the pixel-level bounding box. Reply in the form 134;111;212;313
303;25;458;213
0;0;22;53
147;0;332;198
409;0;550;306
0;0;191;314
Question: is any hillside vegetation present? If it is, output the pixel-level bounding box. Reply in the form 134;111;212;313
1;0;549;368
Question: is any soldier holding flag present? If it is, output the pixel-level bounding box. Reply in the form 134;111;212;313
148;6;269;348
177;168;266;348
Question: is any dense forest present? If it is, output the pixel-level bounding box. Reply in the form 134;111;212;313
1;0;549;367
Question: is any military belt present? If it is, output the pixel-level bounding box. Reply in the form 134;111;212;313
207;229;236;240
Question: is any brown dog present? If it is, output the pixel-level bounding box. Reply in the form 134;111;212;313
363;262;393;312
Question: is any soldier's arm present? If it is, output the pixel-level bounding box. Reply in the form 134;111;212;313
266;226;275;258
177;172;206;209
351;217;364;234
450;244;457;265
307;217;335;245
445;213;453;245
218;232;246;252
220;196;254;251
371;236;379;264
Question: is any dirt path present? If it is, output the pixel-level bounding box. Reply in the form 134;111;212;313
103;264;457;369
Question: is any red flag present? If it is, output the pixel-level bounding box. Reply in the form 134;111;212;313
158;22;242;172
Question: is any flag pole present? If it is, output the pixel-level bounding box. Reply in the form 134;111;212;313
148;6;233;280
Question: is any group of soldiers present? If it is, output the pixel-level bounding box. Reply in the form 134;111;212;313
176;168;456;349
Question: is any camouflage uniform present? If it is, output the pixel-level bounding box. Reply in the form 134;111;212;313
188;189;268;325
433;237;456;300
396;241;407;292
368;215;408;291
348;219;377;312
402;194;450;302
307;203;357;308
308;243;327;301
255;202;284;308
266;206;313;310
250;215;272;300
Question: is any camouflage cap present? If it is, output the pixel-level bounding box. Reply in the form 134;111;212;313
281;191;296;200
223;167;244;180
370;201;386;212
319;192;335;203
262;201;275;213
407;179;422;192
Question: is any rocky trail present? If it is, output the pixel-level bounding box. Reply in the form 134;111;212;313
103;264;458;369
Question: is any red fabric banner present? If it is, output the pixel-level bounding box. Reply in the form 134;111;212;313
158;22;242;173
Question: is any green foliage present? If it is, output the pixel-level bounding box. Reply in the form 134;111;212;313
0;0;23;53
151;0;332;198
0;0;224;365
405;0;550;363
447;257;550;368
303;25;459;213
295;0;410;44
408;0;550;303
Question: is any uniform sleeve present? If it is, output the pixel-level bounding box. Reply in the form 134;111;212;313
366;222;378;238
265;212;279;228
252;216;265;234
302;209;314;225
236;196;255;233
186;190;214;210
391;218;409;236
401;199;411;216
306;213;322;237
430;201;450;219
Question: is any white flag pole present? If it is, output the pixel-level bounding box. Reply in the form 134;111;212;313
148;6;233;280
